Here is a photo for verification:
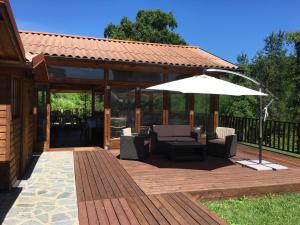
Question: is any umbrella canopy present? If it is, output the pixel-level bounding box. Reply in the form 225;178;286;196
147;75;267;96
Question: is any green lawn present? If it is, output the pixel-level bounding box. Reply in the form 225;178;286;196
202;193;300;225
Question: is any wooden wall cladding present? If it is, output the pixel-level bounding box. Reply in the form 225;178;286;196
0;70;35;190
0;76;9;161
9;118;21;184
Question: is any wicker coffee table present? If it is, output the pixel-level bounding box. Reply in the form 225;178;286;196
164;141;206;161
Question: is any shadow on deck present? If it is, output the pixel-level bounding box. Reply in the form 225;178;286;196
111;144;300;199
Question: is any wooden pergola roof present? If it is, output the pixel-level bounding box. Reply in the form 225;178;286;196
19;30;238;69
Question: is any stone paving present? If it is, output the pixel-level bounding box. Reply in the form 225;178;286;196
0;152;78;225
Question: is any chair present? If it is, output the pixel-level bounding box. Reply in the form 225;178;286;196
207;127;237;158
120;128;149;161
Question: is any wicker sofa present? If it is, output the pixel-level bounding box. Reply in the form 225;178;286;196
150;125;198;154
207;127;237;158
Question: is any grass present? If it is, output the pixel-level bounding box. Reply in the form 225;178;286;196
240;142;300;159
202;193;300;225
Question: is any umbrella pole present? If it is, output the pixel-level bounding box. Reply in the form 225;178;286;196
259;88;263;164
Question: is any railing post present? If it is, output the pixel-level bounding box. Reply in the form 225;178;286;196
259;88;263;164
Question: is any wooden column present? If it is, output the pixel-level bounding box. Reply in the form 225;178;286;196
135;88;141;133
103;69;111;149
188;94;195;129
163;73;169;125
44;86;50;151
209;94;219;133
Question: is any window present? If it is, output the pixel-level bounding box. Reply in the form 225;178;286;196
194;94;209;132
110;87;135;138
48;66;104;80
11;78;20;118
169;93;189;125
140;90;163;134
168;73;191;81
109;70;163;83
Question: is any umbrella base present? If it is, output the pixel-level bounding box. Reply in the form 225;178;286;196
236;160;288;171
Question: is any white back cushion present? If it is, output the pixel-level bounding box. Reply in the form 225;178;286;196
216;127;235;139
153;125;172;137
122;128;132;136
172;125;191;136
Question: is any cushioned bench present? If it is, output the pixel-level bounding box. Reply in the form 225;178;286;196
150;125;198;154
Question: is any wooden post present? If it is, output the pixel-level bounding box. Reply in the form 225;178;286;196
189;94;195;129
209;94;219;133
103;69;110;149
135;88;141;133
163;73;169;125
44;86;50;151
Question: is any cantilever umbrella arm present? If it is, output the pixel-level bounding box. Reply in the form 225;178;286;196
203;68;278;164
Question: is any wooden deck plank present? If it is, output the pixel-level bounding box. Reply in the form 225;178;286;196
147;195;180;225
106;152;145;197
113;144;300;197
169;193;211;225
119;198;140;225
78;201;89;225
162;194;199;225
86;152;108;200
177;193;226;225
91;151;115;199
103;199;121;225
111;199;131;225
94;200;110;225
139;196;169;225
99;150;131;198
86;201;100;225
82;152;101;200
77;152;93;202
105;151;143;197
74;149;230;225
95;151;123;198
154;194;187;225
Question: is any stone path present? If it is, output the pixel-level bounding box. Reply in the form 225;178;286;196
0;152;78;225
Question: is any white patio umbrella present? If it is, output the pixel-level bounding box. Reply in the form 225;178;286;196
147;75;267;96
146;73;287;171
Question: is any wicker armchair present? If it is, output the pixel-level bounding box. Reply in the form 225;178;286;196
120;128;149;161
207;127;237;158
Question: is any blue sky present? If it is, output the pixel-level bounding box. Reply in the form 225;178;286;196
10;0;300;63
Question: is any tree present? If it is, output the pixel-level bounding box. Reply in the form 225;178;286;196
104;10;187;45
220;31;298;122
287;31;300;121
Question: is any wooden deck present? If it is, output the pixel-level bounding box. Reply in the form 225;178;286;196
74;150;227;225
111;144;300;199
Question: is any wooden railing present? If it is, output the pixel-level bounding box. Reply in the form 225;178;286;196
219;115;300;155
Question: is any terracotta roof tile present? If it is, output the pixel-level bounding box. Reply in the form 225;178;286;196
19;30;237;69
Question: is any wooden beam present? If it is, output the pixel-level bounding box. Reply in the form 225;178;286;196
44;86;50;151
163;73;169;125
135;88;141;133
209;95;219;133
45;56;207;75
189;94;195;129
103;69;110;149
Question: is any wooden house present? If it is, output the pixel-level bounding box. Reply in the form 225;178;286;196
0;0;238;190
